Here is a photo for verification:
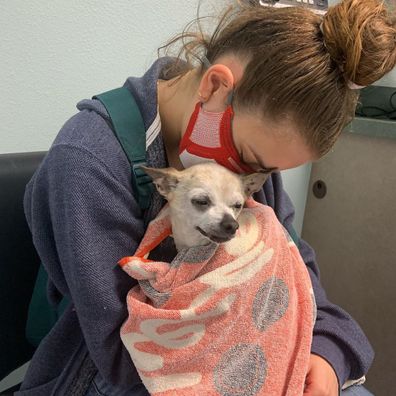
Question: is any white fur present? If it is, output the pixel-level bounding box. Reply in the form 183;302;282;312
143;163;269;251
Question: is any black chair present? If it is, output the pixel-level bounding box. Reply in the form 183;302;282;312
0;152;46;394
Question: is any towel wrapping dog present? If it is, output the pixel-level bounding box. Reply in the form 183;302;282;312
119;199;316;396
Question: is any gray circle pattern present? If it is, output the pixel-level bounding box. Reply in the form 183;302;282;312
252;276;289;332
213;343;267;396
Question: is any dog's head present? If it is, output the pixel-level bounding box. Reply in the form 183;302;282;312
143;163;270;249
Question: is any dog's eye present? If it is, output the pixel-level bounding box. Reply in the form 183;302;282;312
191;198;210;207
233;203;243;209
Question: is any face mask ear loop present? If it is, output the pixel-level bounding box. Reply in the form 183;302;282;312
226;90;234;106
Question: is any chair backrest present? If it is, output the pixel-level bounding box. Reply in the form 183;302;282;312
0;151;46;381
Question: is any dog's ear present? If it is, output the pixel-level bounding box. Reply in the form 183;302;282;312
141;166;180;198
241;172;270;196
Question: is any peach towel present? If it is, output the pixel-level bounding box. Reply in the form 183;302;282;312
119;199;315;396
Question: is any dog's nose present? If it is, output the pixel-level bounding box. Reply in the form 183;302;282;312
220;215;239;236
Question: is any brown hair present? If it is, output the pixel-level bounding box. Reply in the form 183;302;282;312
159;0;396;157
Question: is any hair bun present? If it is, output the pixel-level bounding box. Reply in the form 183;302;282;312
321;0;396;87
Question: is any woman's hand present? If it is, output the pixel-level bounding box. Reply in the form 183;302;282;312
304;354;339;396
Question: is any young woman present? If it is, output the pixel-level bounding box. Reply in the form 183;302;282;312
20;0;395;395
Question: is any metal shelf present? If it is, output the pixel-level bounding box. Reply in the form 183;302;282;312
345;116;396;140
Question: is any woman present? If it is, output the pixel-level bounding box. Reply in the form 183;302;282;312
20;0;395;395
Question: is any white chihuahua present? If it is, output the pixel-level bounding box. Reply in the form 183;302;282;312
143;163;270;251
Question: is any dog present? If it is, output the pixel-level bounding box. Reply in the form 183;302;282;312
120;163;316;395
142;163;270;250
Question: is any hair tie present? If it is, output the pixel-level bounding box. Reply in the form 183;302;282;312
347;81;366;90
319;21;325;35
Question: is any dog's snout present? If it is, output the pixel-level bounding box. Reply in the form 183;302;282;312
220;214;239;236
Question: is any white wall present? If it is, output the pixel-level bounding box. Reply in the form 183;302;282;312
0;0;309;232
281;164;311;235
0;0;223;154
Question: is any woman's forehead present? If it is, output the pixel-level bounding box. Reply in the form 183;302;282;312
232;111;315;171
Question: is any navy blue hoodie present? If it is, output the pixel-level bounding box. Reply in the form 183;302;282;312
19;58;374;395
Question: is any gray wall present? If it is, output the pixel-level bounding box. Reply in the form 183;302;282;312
302;128;396;395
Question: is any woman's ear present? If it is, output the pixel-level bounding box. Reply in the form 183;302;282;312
198;64;234;112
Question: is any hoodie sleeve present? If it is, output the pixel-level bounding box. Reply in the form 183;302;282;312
26;133;146;386
260;172;374;387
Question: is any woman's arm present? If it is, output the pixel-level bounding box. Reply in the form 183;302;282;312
25;112;147;386
258;172;374;387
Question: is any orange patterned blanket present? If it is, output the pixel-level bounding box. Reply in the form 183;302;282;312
119;199;315;396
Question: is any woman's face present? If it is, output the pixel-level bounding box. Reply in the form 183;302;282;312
190;58;316;172
232;109;315;172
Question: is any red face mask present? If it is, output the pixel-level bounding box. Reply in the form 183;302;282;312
179;102;255;174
